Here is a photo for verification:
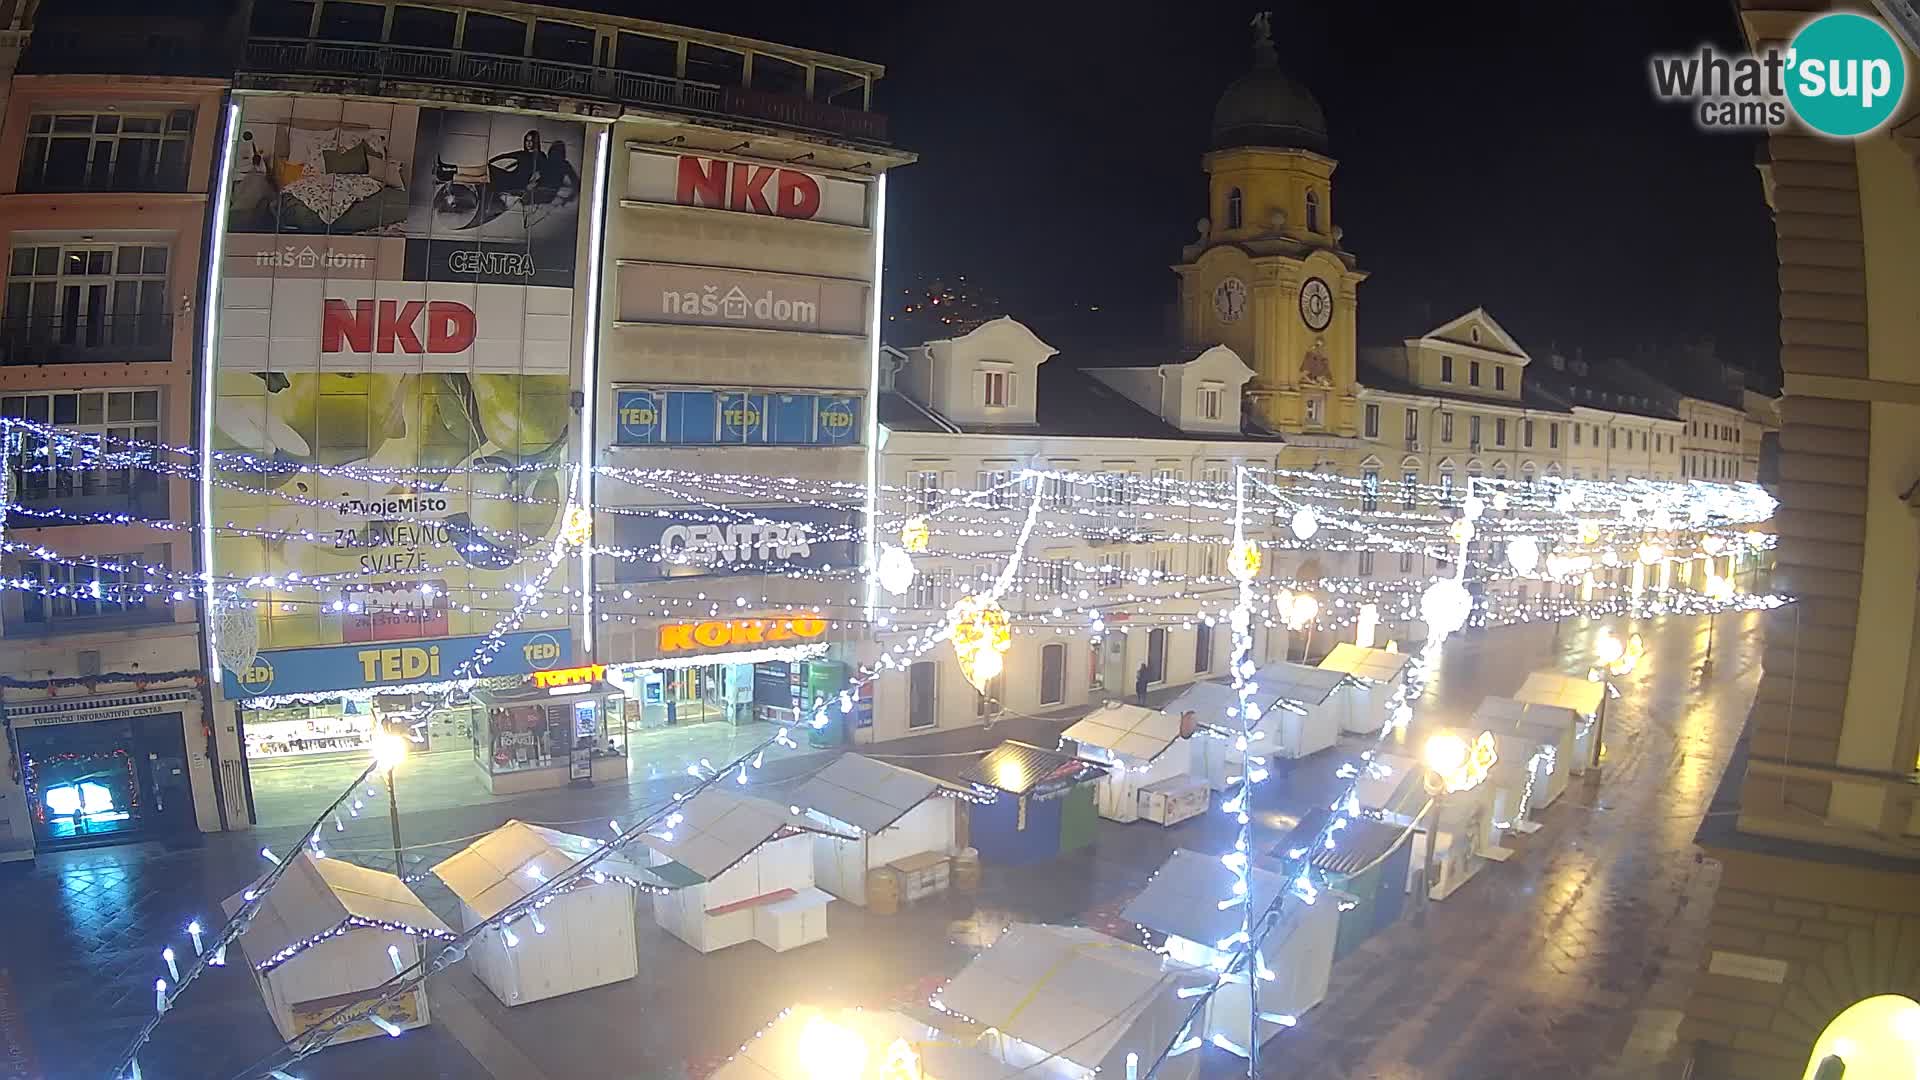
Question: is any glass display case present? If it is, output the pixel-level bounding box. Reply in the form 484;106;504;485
477;693;628;776
244;701;375;760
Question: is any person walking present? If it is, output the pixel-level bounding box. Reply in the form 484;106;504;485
1135;662;1151;706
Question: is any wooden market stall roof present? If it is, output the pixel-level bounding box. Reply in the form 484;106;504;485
1121;847;1287;946
1250;661;1348;707
1513;671;1606;717
634;789;824;883
223;851;451;968
431;820;648;920
1472;696;1582;741
1061;703;1188;764
789;753;943;835
1317;643;1413;683
959;741;1107;797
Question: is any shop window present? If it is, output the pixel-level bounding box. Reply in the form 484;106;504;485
908;662;937;729
3;388;163;518
1145;628;1168;685
389;6;456;48
1194;624;1214;676
19;110;194;193
1040;643;1066;706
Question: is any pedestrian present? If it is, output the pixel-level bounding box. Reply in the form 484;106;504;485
1135;662;1150;706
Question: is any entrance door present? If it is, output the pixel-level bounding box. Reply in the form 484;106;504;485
17;711;191;848
133;713;194;839
1100;634;1127;701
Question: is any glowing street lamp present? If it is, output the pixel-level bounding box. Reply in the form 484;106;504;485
1285;592;1318;660
795;1015;868;1080
371;729;410;874
1416;730;1496;911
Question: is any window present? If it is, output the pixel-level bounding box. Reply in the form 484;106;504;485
982;369;1012;408
1469;360;1482;387
1592;425;1600;444
1363;403;1380;439
6;243;172;358
1197;383;1224;421
1358;550;1375;576
1098;550;1129;586
1150;545;1174;578
1440;412;1454;444
1405;408;1419;446
1469;415;1482;448
1152;467;1181;500
1226;187;1243;230
1523;419;1534;448
1522;463;1536;484
1145;628;1168;685
974;671;1004;718
1042;472;1072;511
1399;549;1414;573
1549;423;1560;449
908;661;937;729
1194;624;1215;675
1441;355;1454;383
1305;189;1321;233
1439;469;1454;496
684;43;746;85
391;6;458;48
1495;418;1507;447
18;551;161;627
1609;429;1617;449
19;110;194;193
532;20;595;65
1195;540;1222;580
1088;642;1106;691
462;11;529;54
1040;643;1066;706
1202;464;1227;488
1303;394;1325;427
1573;424;1582;446
909;568;948;612
3;389;164;516
1402;470;1418;510
1495;366;1507;391
1362;468;1380;512
912;469;942;513
977;468;1012;510
1040;560;1071;596
1096;471;1128;508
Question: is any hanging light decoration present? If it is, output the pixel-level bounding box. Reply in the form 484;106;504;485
1578;520;1602;544
1284;592;1319;631
950;594;1012;692
1289;506;1318;540
1420;578;1472;641
1448;517;1475;546
1506;535;1541;575
1637;542;1665;566
874;545;916;597
559;504;593;547
1462;494;1486;521
1702;534;1727;555
899;516;930;553
1228;540;1262;582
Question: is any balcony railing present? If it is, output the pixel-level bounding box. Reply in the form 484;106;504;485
242;38;889;143
7;473;169;524
0;314;173;366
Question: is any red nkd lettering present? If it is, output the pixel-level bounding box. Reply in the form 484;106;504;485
321;299;476;354
776;170;821;219
728;162;776;214
675;155;727;208
671;155;824;221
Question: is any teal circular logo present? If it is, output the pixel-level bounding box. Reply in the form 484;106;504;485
1786;13;1906;137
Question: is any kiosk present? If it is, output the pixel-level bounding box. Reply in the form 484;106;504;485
1317;644;1413;736
638;789;839;954
1060;703;1201;824
791;754;956;908
958;742;1106;866
1512;671;1605;775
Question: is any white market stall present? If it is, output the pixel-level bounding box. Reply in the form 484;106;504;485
1168;664;1346;791
935;922;1213;1080
1471;696;1581;812
1417;723;1516;900
1121;848;1337;1052
711;1005;1017;1080
224;851;452;1044
1351;752;1427;825
638;788;842;954
1060;703;1202;824
430;820;644;1006
790;753;956;908
1512;671;1605;775
1317;644;1413;736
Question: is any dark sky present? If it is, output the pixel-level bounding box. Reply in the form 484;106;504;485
666;0;1779;379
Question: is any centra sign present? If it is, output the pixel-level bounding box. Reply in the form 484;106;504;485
658;617;829;653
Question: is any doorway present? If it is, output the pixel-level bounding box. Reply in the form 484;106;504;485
17;712;193;849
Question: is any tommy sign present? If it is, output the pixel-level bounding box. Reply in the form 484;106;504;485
626;149;872;227
618;262;869;336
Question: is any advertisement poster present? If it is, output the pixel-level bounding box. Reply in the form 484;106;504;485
213;96;588;663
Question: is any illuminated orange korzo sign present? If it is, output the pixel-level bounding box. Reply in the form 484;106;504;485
658;617;829;654
531;663;608;690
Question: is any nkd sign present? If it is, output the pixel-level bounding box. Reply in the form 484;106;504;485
627;149;871;228
617;262;868;336
323;299;476;354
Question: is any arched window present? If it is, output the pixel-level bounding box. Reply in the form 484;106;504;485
1226;188;1243;230
1305;189;1321;233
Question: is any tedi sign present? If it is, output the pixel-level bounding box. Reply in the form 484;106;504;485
322;299;477;354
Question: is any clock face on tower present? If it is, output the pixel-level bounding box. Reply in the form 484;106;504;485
1212;276;1248;324
1299;277;1334;332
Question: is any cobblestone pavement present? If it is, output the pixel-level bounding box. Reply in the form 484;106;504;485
0;613;1762;1080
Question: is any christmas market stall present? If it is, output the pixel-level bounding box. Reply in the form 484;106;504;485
638;788;843;954
430;820;645;1006
1278;809;1413;960
1316;644;1413;736
1060;703;1203;825
1411;726;1509;901
1512;671;1605;775
790;753;957;909
1471;696;1582;813
1174;663;1346;790
223;851;452;1044
1350;752;1428;825
1122;848;1337;1051
934;922;1213;1080
958;741;1106;866
709;1005;1016;1080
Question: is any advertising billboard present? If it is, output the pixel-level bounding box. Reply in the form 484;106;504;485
212;96;589;675
616;261;869;335
612;387;860;446
610;506;856;583
624;149;872;228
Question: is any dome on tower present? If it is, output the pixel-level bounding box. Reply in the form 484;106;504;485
1210;14;1328;154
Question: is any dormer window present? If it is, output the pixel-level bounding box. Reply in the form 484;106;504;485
1197;382;1224;421
981;366;1013;408
1305;189;1320;233
1226;188;1243;230
1470;326;1481;344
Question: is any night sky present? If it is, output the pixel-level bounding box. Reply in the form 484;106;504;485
657;0;1780;379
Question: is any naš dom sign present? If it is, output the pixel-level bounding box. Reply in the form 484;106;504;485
657;617;829;654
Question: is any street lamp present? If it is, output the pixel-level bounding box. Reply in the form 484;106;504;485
1701;573;1735;676
1285;593;1318;661
371;729;409;875
1590;628;1644;770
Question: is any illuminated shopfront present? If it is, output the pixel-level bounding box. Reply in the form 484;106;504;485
604;615;857;742
470;664;630;794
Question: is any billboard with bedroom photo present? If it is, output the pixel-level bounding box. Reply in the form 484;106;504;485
213;96;590;660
